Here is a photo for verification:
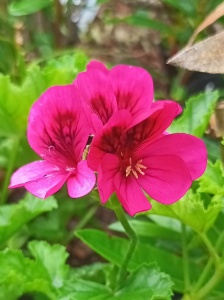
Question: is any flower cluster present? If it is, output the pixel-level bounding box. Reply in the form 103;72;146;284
9;61;207;216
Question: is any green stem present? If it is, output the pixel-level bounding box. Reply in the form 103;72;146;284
182;224;190;292
112;199;137;288
192;231;224;297
1;136;20;205
64;205;98;244
193;259;213;292
200;233;220;267
195;267;223;299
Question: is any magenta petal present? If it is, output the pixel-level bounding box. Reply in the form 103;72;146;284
77;70;117;130
123;100;182;150
24;172;68;199
28;85;89;168
9;160;61;188
114;172;152;216
98;154;119;204
139;133;207;180
87;110;132;170
87;60;109;74
137;154;192;204
109;65;154;126
67;160;95;198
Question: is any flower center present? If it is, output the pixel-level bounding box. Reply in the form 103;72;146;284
125;157;147;179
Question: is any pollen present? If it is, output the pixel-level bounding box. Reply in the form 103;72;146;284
125;158;147;179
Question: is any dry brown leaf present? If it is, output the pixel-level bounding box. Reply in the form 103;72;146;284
187;2;224;47
167;31;224;74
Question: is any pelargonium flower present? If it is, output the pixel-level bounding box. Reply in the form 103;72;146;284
9;85;96;199
75;60;154;133
87;101;207;216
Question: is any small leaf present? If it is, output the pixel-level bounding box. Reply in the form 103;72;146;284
149;190;223;233
160;0;196;16
0;194;57;246
198;160;224;194
169;90;219;137
28;241;69;288
125;10;172;34
8;0;53;16
0;248;55;299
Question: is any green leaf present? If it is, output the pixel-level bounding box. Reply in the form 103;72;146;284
0;249;55;299
76;229;200;292
0;241;69;299
198;160;224;194
160;0;196;15
148;190;223;233
125;11;172;34
28;241;69;289
8;0;53;16
109;219;181;241
169;90;219;137
0;194;57;246
61;264;173;300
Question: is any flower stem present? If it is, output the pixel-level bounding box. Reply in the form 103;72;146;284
111;198;137;288
182;224;190;292
1;136;21;205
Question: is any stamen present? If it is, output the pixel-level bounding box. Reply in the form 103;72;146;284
125;157;147;178
135;166;145;175
131;169;139;179
126;165;132;177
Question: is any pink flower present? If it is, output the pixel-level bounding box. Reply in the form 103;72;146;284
9;85;96;199
87;101;207;216
75;61;154;133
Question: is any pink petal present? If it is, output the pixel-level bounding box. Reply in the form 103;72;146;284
109;65;154;126
24;172;68;198
87;110;132;170
136;154;192;204
87;60;109;74
9;160;61;188
77;69;117;131
138;133;207;180
67;160;96;198
28;85;89;169
98;154;119;204
122;100;182;151
114;172;152;216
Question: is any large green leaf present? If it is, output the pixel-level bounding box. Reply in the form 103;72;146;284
169;90;219;137
61;264;173;300
0;194;57;246
8;0;53;16
76;229;200;292
148;190;223;233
